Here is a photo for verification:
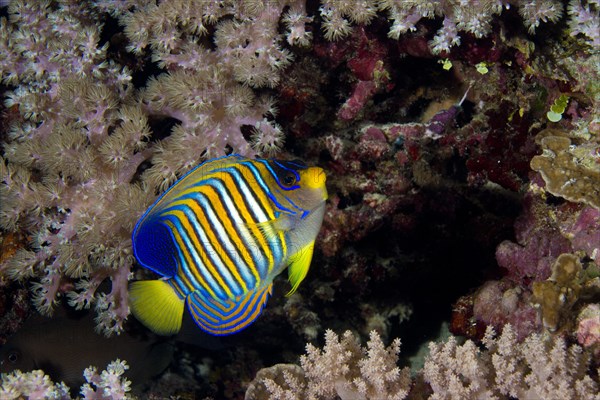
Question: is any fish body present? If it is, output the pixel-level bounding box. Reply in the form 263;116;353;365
130;155;327;336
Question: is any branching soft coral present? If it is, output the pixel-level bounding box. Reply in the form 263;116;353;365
245;329;411;400
424;324;599;399
0;359;132;400
323;0;565;54
567;0;600;47
248;327;599;399
138;66;283;190
0;0;292;334
101;0;308;88
0;76;154;335
0;2;155;336
95;0;292;168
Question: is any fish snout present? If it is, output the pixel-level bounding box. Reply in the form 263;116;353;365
303;167;326;189
301;167;327;201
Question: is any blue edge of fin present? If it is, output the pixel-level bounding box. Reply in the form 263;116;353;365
186;284;273;335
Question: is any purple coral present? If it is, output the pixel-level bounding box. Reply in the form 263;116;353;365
567;0;600;47
472;280;541;341
576;304;600;357
495;194;572;284
560;206;600;267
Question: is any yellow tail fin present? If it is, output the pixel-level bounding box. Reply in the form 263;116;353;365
129;280;184;336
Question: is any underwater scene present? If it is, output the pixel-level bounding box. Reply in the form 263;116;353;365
0;1;599;399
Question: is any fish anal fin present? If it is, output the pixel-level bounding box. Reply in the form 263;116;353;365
129;280;184;336
187;285;272;336
286;241;315;296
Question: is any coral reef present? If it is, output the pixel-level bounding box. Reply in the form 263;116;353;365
470;187;600;341
246;326;599;399
423;324;599;399
1;0;599;398
245;329;411;400
0;359;132;400
0;1;149;336
530;128;600;209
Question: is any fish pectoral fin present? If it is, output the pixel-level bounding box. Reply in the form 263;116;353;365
186;284;273;336
286;241;315;296
129;280;184;336
251;214;296;239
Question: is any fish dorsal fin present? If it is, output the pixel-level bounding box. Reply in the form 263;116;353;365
129;280;185;336
187;284;273;335
286;241;315;296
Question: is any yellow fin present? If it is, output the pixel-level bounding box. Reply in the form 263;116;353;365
286;241;315;296
129;280;184;336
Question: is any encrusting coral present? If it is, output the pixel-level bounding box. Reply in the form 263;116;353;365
531;253;583;332
530;128;600;209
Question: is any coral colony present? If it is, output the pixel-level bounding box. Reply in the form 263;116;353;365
0;0;598;399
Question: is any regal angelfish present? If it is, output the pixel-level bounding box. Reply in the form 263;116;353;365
129;155;327;336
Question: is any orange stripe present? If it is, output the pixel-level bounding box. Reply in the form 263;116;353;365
189;286;271;334
158;178;253;290
216;285;270;329
241;163;290;274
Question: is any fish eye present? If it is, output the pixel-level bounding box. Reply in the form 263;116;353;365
282;172;296;187
7;350;20;364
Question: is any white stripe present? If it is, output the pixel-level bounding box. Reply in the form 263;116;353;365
227;168;269;222
230;166;289;273
234;166;285;267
